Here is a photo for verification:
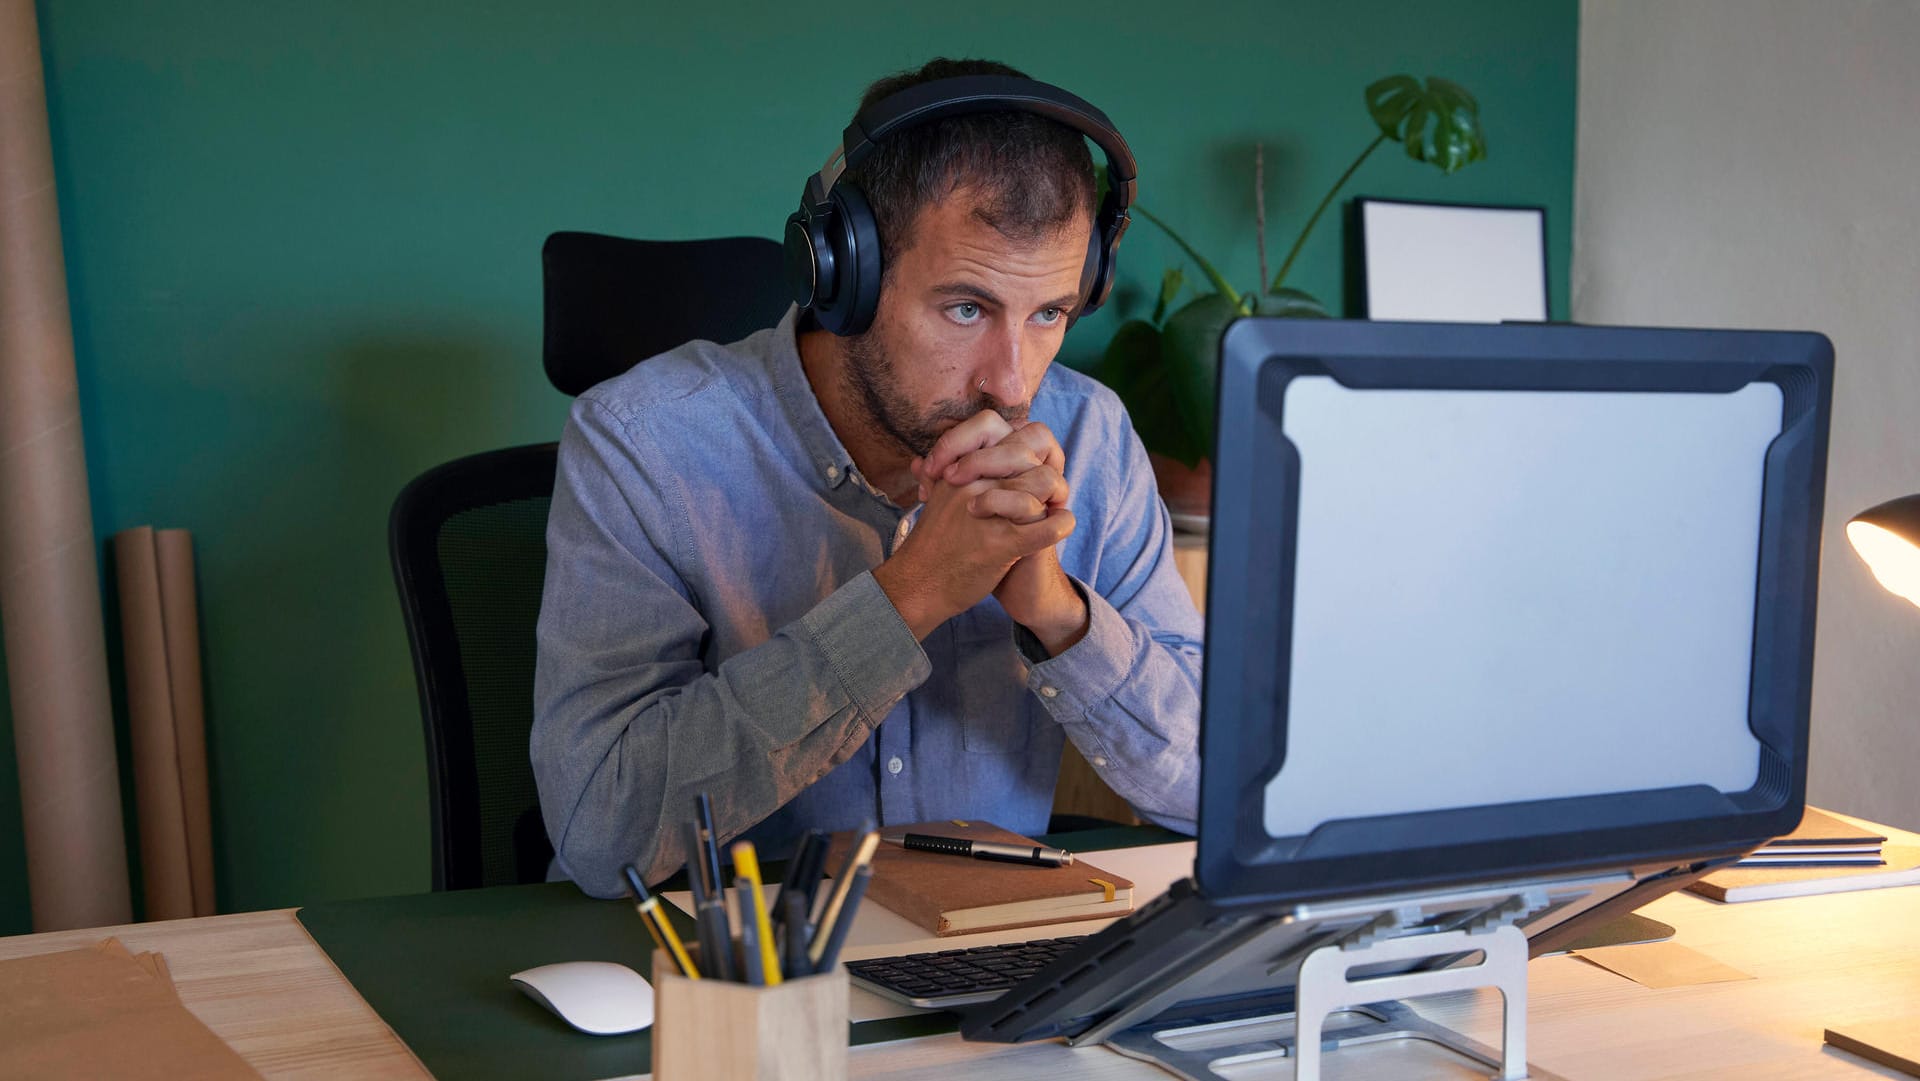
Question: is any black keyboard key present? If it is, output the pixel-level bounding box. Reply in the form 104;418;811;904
849;935;1094;1005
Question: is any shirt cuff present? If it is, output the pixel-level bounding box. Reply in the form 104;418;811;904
799;570;932;722
1020;575;1132;720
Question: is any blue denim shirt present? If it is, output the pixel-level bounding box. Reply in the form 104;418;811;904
532;308;1202;895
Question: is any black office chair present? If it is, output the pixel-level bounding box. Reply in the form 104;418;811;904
389;234;789;889
390;443;561;890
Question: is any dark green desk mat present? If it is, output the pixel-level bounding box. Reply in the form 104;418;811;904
295;825;1184;1081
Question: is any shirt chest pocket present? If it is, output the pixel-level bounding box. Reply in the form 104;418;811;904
948;607;1035;755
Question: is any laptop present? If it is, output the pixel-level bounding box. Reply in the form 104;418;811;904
956;317;1832;1046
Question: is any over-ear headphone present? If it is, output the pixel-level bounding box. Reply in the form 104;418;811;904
784;74;1136;337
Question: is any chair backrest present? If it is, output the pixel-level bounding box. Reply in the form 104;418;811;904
391;233;792;890
541;232;790;396
390;443;559;890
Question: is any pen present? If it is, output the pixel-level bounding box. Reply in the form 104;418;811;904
732;841;781;986
776;831;823;926
885;832;1075;867
811;863;870;974
624;864;699;979
781;887;809;979
795;831;831;924
809;825;880;967
695;794;725;906
736;900;764;985
686;821;732;982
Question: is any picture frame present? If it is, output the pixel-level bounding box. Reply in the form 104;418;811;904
1354;197;1549;323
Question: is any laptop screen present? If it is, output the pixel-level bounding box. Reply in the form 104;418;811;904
1197;320;1832;901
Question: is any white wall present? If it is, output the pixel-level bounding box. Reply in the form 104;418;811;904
1575;0;1920;828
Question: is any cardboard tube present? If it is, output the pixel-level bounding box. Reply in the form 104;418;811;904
114;528;195;921
0;0;133;930
155;530;215;916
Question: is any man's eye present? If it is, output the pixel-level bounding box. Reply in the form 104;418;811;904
950;302;982;323
1036;307;1066;326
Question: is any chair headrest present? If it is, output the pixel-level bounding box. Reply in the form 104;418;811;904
541;233;791;397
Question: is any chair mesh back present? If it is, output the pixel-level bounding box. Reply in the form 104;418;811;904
435;494;551;888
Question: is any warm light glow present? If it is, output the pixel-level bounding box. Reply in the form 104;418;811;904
1847;520;1920;608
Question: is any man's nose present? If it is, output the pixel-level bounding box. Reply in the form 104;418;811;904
978;327;1026;405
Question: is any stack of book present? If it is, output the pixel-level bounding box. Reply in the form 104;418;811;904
1688;807;1920;903
1733;807;1886;867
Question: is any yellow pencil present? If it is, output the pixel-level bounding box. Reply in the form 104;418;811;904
635;902;666;953
640;897;699;979
624;863;699;979
731;841;782;985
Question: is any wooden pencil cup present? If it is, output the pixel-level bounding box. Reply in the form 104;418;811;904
650;947;849;1080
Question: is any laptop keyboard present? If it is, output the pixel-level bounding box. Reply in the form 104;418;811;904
846;935;1089;1008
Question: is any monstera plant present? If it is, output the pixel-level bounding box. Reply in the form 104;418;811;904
1090;75;1490;515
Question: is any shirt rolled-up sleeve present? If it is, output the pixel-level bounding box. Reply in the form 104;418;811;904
532;396;928;896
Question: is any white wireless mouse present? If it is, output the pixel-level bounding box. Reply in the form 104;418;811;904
509;961;654;1035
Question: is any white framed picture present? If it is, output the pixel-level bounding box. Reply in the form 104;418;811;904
1356;198;1548;323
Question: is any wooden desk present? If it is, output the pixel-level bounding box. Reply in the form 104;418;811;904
0;908;422;1079
4;819;1917;1080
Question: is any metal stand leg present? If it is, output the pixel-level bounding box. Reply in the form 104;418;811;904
1105;922;1557;1081
1296;923;1529;1080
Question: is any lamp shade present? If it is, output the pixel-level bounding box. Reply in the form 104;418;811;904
1846;494;1920;608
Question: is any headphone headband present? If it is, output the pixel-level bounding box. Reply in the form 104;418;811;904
787;73;1135;336
837;76;1135;198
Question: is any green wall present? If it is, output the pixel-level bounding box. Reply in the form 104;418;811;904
1;0;1576;933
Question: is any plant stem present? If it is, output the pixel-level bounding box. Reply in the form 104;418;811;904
1269;132;1387;293
1133;203;1241;307
1255;144;1268;292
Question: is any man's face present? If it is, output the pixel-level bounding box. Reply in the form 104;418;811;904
842;190;1092;459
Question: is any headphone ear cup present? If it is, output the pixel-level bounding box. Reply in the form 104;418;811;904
784;207;831;310
1077;190;1126;319
814;183;883;336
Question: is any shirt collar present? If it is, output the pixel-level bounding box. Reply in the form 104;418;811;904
765;306;860;492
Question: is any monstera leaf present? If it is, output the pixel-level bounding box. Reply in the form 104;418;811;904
1365;74;1486;174
1088;74;1491;467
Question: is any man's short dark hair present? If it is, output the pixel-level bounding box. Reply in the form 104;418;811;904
847;58;1097;277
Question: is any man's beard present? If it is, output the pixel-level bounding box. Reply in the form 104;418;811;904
842;324;1028;459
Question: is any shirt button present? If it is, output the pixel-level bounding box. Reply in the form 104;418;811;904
826;465;840;482
887;756;903;775
1039;686;1059;699
1091;756;1108;768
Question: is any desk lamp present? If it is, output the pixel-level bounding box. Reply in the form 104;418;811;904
1847;494;1920;608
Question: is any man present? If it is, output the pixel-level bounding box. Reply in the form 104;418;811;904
532;58;1201;896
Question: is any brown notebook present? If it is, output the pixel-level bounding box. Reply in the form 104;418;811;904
827;820;1135;937
1689;808;1917;903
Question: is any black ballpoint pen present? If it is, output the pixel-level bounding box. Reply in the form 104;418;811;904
687;820;732;981
694;793;725;898
885;832;1075;866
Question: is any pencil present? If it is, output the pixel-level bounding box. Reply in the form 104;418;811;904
809;827;880;966
731;841;782;986
624;863;699;980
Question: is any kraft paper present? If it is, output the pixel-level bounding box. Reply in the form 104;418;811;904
0;0;132;931
113;527;216;919
0;937;259;1078
1571;940;1753;988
